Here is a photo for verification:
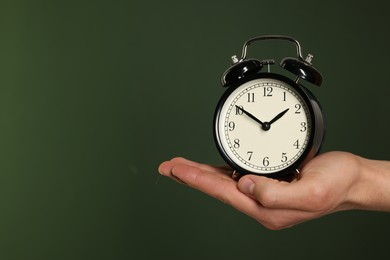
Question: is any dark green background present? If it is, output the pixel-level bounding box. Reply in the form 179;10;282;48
1;0;389;259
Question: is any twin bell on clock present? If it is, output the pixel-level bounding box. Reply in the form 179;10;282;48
213;35;325;179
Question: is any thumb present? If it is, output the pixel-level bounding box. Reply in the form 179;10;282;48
237;175;293;209
237;176;256;195
238;175;280;196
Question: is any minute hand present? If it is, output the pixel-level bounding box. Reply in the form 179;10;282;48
235;106;265;126
269;108;290;125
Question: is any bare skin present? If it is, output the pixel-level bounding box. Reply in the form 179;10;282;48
159;152;390;230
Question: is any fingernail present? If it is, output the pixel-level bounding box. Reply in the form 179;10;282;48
158;165;164;175
238;178;255;195
158;162;169;175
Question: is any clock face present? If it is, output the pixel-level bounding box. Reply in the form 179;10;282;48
215;76;313;176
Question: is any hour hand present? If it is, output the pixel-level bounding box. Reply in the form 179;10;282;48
235;106;264;126
269;108;289;125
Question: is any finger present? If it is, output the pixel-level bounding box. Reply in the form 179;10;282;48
157;160;185;185
158;160;176;176
159;158;252;208
170;163;240;202
171;157;233;176
238;174;329;212
167;162;267;213
159;157;232;179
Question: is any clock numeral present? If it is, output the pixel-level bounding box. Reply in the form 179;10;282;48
262;156;270;167
263;87;273;97
247;93;255;102
300;122;307;132
233;139;240;149
282;91;286;101
295;104;302;114
228;121;235;131
281;152;287;163
235;105;244;115
293;139;300;149
247;151;253;161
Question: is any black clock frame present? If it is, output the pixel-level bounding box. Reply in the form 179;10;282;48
213;72;325;179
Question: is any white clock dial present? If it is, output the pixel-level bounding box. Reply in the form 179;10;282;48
217;78;312;175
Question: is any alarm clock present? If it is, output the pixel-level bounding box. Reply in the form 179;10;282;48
213;35;325;179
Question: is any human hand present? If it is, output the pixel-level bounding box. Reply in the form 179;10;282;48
158;152;390;230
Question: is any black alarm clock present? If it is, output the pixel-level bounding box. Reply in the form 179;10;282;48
213;35;325;179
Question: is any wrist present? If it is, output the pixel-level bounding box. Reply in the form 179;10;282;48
347;155;390;212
